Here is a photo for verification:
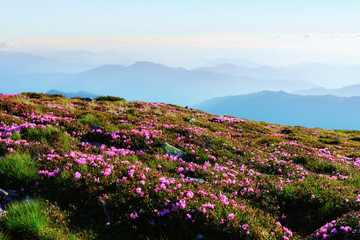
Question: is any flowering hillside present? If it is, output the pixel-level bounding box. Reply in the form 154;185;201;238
0;93;360;240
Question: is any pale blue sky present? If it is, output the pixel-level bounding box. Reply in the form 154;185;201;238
1;0;360;62
1;0;360;39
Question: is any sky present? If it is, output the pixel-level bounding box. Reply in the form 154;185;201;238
1;0;360;64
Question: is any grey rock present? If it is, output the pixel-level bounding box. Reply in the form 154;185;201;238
88;142;103;147
161;142;186;159
7;190;19;198
91;125;101;131
24;196;32;203
185;177;205;183
0;204;5;219
136;149;148;153
188;118;196;122
4;196;13;203
117;110;126;114
98;196;111;223
0;189;8;199
193;234;208;240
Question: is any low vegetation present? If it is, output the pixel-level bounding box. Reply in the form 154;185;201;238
0;93;360;239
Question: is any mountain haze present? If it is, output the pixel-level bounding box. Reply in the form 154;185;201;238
196;63;302;81
294;84;360;97
0;51;94;74
194;91;360;130
0;62;316;106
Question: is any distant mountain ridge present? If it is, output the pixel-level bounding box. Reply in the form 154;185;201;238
192;58;262;68
293;84;360;97
194;91;360;130
0;51;94;74
45;90;99;99
0;62;315;106
195;63;302;81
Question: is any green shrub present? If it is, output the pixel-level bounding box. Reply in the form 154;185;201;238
95;96;124;102
22;92;64;100
22;92;47;99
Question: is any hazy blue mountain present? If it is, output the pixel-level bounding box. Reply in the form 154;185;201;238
197;61;360;88
196;63;302;81
0;51;95;74
45;89;99;98
283;62;360;88
293;84;360;97
0;62;316;106
194;91;360;130
193;58;262;68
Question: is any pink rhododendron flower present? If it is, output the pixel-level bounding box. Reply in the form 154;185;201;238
186;191;194;199
227;213;235;221
130;212;138;219
74;172;81;179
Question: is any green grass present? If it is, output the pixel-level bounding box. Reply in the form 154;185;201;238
10;131;21;141
78;114;104;127
2;199;80;240
20;126;72;152
0;231;10;240
0;152;38;183
22;126;59;145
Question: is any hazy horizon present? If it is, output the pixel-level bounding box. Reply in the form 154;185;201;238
2;1;360;67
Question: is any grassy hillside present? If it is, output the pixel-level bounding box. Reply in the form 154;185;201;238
0;93;360;240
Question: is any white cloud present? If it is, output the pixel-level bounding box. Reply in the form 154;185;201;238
1;34;360;55
0;39;68;49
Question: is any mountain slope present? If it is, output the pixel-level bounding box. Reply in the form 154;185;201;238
194;91;360;130
1;93;360;239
